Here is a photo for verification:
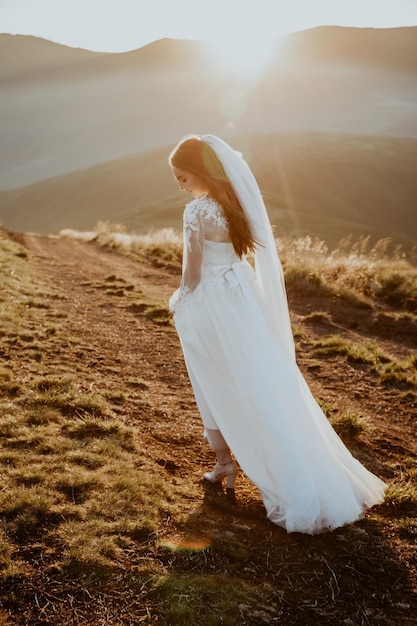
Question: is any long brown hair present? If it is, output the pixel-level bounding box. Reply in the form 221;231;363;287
169;136;257;257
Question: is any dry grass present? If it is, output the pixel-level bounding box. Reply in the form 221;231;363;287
278;234;417;310
310;335;388;364
329;410;372;439
62;225;417;313
0;383;188;570
316;398;373;442
384;465;417;535
153;572;268;626
61;221;183;268
304;333;417;390
0;229;190;585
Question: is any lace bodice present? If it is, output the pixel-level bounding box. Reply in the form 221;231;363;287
169;195;232;312
183;195;229;250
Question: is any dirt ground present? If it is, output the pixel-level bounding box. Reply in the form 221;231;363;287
6;232;417;624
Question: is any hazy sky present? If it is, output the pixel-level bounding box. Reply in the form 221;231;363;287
1;0;417;52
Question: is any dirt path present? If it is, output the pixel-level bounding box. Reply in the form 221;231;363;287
20;234;214;489
21;232;416;488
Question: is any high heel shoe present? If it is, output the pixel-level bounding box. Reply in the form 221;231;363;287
204;459;238;489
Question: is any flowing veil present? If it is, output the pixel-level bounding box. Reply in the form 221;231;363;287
201;134;295;358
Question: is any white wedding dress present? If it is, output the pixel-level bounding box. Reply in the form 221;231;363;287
169;193;386;535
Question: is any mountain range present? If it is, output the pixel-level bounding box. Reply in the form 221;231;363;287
0;26;416;246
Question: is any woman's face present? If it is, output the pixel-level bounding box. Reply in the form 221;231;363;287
172;166;208;198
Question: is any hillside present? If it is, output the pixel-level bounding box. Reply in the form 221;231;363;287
0;226;416;624
280;26;417;70
1;26;416;191
1;133;416;250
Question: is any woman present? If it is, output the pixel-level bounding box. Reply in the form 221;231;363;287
168;134;386;534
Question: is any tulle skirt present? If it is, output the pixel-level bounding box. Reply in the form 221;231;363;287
171;241;386;534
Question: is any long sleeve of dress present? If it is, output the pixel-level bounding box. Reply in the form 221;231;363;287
169;202;204;313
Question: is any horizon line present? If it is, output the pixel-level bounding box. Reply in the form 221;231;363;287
1;23;417;54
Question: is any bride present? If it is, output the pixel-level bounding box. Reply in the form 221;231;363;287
168;134;386;534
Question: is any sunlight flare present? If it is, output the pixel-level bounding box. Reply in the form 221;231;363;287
203;33;277;78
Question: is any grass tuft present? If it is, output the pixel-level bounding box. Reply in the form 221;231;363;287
29;375;110;416
398;517;417;540
55;468;101;504
310;335;389;366
126;376;149;390
0;485;56;541
127;298;172;326
380;362;417;388
329;411;371;439
385;480;417;511
61;415;135;450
